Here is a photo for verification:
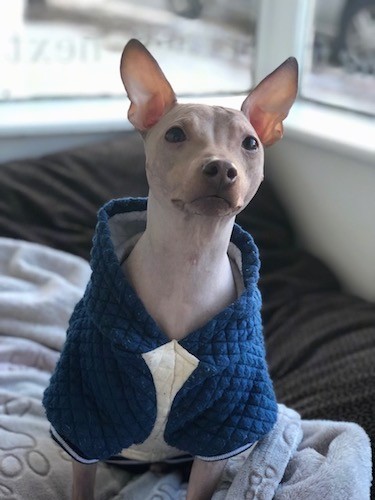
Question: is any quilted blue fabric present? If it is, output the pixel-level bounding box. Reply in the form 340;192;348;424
43;198;277;462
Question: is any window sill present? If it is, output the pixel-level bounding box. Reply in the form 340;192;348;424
0;95;243;136
0;97;373;164
0;97;130;136
283;100;375;164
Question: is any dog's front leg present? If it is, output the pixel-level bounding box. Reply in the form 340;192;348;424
72;461;97;500
186;458;227;500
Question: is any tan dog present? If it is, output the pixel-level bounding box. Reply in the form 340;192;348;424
72;39;298;500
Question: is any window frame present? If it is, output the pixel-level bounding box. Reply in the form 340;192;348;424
0;0;373;165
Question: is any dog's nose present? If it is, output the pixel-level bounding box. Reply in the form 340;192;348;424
202;160;237;185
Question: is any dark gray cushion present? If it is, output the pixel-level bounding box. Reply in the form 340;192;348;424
0;133;147;259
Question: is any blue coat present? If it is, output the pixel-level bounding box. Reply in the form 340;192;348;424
43;198;277;463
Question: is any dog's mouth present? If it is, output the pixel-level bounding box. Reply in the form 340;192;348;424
172;195;239;216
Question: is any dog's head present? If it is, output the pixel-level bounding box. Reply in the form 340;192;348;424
120;39;298;218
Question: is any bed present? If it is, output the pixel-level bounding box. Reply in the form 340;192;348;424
0;132;373;498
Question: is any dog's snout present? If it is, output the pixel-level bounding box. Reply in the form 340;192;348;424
202;160;237;184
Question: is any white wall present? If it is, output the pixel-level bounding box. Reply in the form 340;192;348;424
266;124;375;302
0;98;130;163
0;131;125;163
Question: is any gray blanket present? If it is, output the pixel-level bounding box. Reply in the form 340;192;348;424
0;237;371;499
113;405;372;500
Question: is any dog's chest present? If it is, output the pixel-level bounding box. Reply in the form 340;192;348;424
121;340;199;461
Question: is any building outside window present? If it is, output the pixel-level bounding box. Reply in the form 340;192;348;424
0;0;374;114
304;0;375;115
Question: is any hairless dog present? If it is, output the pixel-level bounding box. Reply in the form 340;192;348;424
44;39;298;500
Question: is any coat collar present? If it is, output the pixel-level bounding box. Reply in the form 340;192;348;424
84;197;262;361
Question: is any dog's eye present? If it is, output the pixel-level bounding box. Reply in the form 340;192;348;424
165;127;187;143
242;136;258;151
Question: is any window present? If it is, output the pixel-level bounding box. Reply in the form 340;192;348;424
0;0;258;100
302;0;375;115
0;0;374;116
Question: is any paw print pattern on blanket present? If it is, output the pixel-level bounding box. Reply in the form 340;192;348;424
0;239;93;499
0;397;51;496
243;418;300;499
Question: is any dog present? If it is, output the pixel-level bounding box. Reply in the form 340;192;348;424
43;39;298;500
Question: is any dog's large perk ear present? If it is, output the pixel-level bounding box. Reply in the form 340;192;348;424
241;58;298;147
120;39;177;131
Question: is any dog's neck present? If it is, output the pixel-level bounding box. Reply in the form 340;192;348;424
124;193;238;340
